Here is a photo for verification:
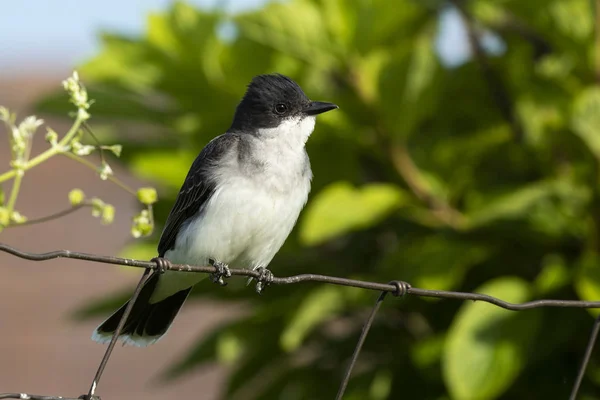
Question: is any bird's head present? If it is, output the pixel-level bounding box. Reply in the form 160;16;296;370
230;74;337;144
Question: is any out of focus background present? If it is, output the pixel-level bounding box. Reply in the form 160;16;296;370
2;0;600;399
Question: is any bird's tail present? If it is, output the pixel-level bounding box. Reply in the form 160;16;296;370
92;272;191;347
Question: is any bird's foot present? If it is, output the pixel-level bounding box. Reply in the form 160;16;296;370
209;259;231;286
255;267;274;294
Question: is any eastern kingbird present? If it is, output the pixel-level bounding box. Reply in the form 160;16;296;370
92;74;338;346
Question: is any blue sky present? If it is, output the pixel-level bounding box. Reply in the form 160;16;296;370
0;0;265;72
0;0;498;73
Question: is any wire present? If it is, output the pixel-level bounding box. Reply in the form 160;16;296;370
0;242;598;400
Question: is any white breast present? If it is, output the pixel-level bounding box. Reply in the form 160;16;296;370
152;116;314;302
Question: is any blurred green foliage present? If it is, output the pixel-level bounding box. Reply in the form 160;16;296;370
37;0;600;398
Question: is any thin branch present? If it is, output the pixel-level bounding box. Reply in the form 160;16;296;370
388;145;465;229
1;242;599;311
5;204;88;228
82;122;107;166
487;14;552;60
338;71;466;229
62;152;136;196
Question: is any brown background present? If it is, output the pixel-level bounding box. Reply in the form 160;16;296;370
0;72;230;399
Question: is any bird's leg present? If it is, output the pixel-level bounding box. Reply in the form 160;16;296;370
209;258;231;286
255;266;274;294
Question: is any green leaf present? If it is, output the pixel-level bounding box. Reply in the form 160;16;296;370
118;242;157;261
466;181;559;228
164;320;244;379
380;235;491;292
129;150;196;189
379;27;441;139
572;87;600;160
517;96;564;147
79;34;161;91
354;50;391;104
280;285;345;351
299;182;408;245
369;370;392;400
216;330;245;365
147;10;181;57
0;185;4;206
237;0;340;67
443;277;541;400
411;334;445;370
575;252;600;317
534;253;570;295
548;0;593;41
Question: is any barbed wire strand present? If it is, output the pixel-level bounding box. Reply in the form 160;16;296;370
335;291;389;400
85;268;151;400
570;315;600;400
335;281;411;400
0;242;599;399
2;243;600;310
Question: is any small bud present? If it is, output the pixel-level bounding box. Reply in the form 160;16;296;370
137;187;158;205
11;125;26;156
18;116;44;138
68;189;85;206
77;108;90;121
101;204;115;225
91;197;105;217
45;128;58;146
0;106;11;122
131;209;153;238
98;162;113;181
62;71;91;111
72;141;95;156
105;144;122;157
10;211;27;224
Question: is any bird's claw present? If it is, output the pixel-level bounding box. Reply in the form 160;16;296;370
209;259;231;286
255;267;274;294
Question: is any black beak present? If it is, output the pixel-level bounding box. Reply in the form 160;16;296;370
304;101;338;116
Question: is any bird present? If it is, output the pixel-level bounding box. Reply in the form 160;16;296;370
92;73;338;346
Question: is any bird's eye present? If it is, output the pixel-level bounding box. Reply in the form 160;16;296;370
274;103;288;114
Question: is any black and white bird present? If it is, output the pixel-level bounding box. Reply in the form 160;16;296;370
92;74;338;346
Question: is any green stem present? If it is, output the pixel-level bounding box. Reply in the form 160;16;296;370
0;114;84;184
0;168;16;183
62;152;137;196
6;203;88;228
6;170;23;212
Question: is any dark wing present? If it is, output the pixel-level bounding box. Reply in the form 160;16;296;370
157;134;239;257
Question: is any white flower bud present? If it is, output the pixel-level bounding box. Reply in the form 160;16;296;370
98;162;113;180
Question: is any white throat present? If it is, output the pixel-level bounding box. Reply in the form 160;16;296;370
257;115;316;149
